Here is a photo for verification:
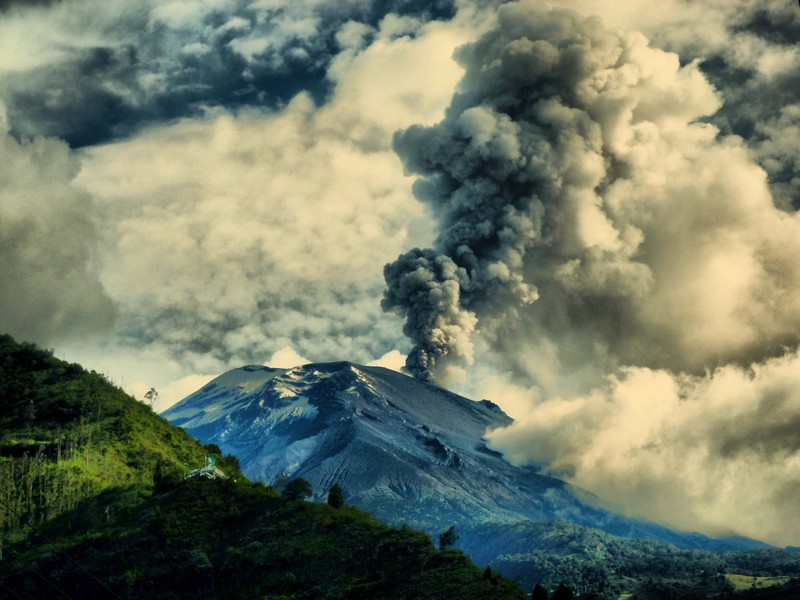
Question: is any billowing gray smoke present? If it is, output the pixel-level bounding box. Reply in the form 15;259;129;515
383;1;800;384
382;248;479;381
382;93;546;379
383;1;800;543
384;5;642;381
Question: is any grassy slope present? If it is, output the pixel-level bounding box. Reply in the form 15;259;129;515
0;333;232;539
0;334;524;599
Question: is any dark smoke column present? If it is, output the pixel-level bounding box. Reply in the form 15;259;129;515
382;248;479;381
381;0;716;382
382;90;548;381
382;4;619;381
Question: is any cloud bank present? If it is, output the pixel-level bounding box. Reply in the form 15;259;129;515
647;0;800;212
487;353;800;546
561;0;800;210
1;0;799;546
73;13;471;377
0;0;457;147
0;106;115;344
385;1;800;544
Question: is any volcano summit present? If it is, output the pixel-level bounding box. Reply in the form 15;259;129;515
163;361;759;553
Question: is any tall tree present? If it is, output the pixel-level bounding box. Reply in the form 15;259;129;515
439;525;458;550
144;387;159;409
532;583;548;600
282;478;312;502
327;484;344;509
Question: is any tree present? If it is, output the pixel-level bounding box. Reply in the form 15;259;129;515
552;582;573;600
532;583;549;600
218;453;242;479
153;459;182;492
438;525;458;550
282;478;312;502
327;484;344;509
204;443;222;456
144;387;159;409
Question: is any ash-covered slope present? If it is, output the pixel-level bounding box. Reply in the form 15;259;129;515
165;362;591;530
163;362;763;550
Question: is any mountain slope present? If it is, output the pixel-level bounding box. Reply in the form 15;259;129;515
2;478;526;600
163;360;800;598
164;361;757;550
165;362;591;531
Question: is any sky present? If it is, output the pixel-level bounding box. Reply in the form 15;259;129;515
1;0;799;546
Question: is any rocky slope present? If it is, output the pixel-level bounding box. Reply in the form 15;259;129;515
163;361;762;551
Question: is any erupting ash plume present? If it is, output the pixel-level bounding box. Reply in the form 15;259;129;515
382;249;480;381
384;0;800;545
384;1;800;385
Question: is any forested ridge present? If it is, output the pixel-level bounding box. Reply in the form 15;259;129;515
462;521;800;598
0;333;220;537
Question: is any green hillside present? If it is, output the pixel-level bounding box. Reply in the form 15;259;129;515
3;477;525;599
0;333;236;540
0;334;525;599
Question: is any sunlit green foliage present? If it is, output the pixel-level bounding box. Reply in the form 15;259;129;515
0;333;239;540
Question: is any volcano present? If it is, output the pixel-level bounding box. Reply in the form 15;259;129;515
163;361;765;552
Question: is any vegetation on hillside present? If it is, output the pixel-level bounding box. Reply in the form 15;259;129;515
0;334;526;599
460;521;800;598
0;333;241;541
2;477;527;599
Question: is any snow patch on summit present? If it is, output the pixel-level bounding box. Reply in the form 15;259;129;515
212;365;282;393
255;395;318;425
274;367;337;398
164;365;284;424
